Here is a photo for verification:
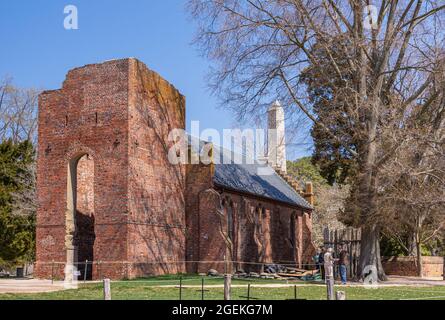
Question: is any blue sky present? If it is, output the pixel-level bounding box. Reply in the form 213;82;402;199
0;0;312;159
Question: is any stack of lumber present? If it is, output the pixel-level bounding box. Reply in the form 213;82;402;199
278;268;319;278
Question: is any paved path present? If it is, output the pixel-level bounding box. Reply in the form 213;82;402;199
0;279;66;294
384;275;445;286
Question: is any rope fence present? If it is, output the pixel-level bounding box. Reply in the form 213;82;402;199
33;259;324;284
4;258;445;301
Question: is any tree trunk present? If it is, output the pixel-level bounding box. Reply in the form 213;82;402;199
408;232;417;256
358;225;387;281
416;237;423;278
354;95;387;281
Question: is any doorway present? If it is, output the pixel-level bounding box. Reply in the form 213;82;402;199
66;153;95;280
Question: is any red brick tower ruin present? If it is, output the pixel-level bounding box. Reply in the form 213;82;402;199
35;58;186;279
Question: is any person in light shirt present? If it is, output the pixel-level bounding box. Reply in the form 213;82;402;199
324;247;338;280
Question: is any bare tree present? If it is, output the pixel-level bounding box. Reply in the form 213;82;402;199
381;159;445;277
379;80;445;276
188;0;445;280
0;77;39;143
312;183;349;245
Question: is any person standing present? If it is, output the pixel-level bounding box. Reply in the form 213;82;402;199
318;246;325;280
324;247;335;279
338;243;349;285
324;247;335;299
313;247;322;271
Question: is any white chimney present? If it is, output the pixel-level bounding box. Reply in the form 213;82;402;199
267;100;286;173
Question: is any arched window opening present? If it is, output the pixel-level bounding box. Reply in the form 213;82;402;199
227;201;234;241
66;153;96;281
289;212;296;248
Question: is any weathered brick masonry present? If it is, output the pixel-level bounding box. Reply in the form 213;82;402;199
186;162;315;274
382;256;444;277
35;58;314;280
36;59;186;279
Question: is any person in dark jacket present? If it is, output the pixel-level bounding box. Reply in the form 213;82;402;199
313;247;322;271
318;246;325;280
338;243;349;285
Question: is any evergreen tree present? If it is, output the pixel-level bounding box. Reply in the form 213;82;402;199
0;140;35;266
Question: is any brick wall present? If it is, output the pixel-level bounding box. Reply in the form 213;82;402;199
197;189;227;273
382;256;444;277
185;160;214;273
301;212;316;266
127;59;186;277
190;187;312;274
36;59;131;279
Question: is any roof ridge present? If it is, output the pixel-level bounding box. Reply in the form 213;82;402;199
272;169;313;209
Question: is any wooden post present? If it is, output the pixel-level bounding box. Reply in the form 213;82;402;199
442;256;445;281
349;229;353;278
323;227;328;247
179;277;183;300
201;277;204;301
51;260;55;284
332;229;339;279
294;285;297;300
247;283;251;301
103;278;111;300
224;274;231;300
329;230;333;247
325;254;334;300
326;276;334;300
336;291;346;300
84;260;88;283
97;261;101;280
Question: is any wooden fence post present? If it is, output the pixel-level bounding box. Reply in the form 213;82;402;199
442;256;445;281
103;278;111;300
247;283;251;300
84;260;88;283
334;230;338;279
224;274;231;300
326;275;334;300
51;260;55;284
201;277;205;301
179;276;183;300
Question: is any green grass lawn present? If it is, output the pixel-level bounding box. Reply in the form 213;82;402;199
1;275;445;300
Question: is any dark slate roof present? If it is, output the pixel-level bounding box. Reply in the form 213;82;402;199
213;163;313;210
187;137;312;210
